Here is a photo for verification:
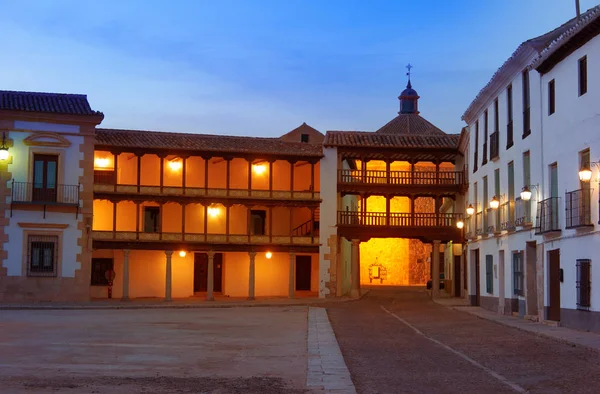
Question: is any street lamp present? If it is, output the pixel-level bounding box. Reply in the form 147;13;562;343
456;220;464;229
579;161;600;182
520;184;539;201
0;133;9;161
466;204;475;216
489;196;500;210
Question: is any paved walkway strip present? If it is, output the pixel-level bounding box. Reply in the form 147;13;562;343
307;307;356;393
380;305;527;394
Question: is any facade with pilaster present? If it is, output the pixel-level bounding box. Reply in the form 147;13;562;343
463;5;600;333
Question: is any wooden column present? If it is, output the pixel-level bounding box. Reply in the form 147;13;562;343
226;158;231;196
411;161;415;184
204;157;209;195
289;252;296;298
361;158;367;183
159;203;164;240
247;159;253;195
203;204;208;242
136;154;141;193
122;249;130;300
113;153;119;192
248;251;256;300
247;205;252;242
269;161;274;198
411;196;416;227
435;196;441;227
226;205;230;242
207;250;215;301
135;202;140;240
386;160;391;185
386;195;391;226
181;203;186;240
112;200;117;238
159;156;164;194
268;206;273;243
290;161;295;198
182;156;187;195
436;161;440;185
310;161;315;198
165;250;173;301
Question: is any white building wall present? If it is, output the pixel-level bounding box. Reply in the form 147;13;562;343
539;33;600;316
318;146;339;297
4;124;85;278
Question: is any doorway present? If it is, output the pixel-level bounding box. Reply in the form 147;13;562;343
474;251;481;306
454;255;461;297
193;253;223;293
547;249;561;321
32;154;58;202
296;256;312;291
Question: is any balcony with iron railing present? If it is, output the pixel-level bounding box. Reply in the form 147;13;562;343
475;211;484;235
565;188;593;229
490;131;499;160
515;197;532;227
535;197;560;234
486;208;497;234
10;180;80;215
499;201;515;231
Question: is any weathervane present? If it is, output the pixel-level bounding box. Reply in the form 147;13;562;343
406;63;413;87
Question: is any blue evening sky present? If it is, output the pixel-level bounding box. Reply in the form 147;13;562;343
0;0;596;137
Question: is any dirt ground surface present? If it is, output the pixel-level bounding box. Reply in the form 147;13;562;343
0;307;310;393
327;286;600;394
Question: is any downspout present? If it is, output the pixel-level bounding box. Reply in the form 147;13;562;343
538;68;545;211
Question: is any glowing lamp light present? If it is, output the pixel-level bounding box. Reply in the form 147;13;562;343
94;157;110;168
520;186;532;201
579;164;592;182
456;220;464;229
265;252;272;259
252;164;266;175
179;251;187;258
0;133;9;161
466;204;475;216
168;160;182;172
207;206;220;217
489;196;500;210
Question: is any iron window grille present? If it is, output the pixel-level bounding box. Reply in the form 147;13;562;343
576;259;591;311
27;235;58;277
565;188;592;228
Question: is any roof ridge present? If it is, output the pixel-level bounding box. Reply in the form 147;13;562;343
0;90;87;98
97;127;308;142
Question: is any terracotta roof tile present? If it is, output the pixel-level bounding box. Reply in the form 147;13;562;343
95;128;323;158
0;90;102;116
375;113;446;136
323;131;460;149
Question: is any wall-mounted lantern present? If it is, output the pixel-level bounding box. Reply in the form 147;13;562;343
489;196;500;210
466;204;475;216
456;220;464;229
0;133;9;161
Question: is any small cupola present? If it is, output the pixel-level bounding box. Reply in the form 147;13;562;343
398;64;420;115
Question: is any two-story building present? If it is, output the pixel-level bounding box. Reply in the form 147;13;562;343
0;91;104;301
463;4;600;333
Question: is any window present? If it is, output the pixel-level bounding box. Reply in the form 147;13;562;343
482;110;488;165
494;169;500;226
143;206;160;233
580;149;591;189
548;79;555;115
522;70;531;138
483;176;488;230
579;56;587;96
27;235;58;277
32;154;58;202
486;255;494;293
300;134;309;143
576;259;591;310
473;120;479;173
91;258;114;286
513;252;524;296
494;98;499;132
250;210;266;235
507;84;514;149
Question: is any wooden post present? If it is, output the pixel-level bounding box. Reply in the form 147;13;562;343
136;202;140;240
269;160;274;198
247;205;252;242
136;154;141;193
435;196;441;227
310;161;315;198
290;161;295;199
436;161;440;185
289;206;293;237
386;195;391;226
226;205;230;242
411;196;415;227
226;158;231;197
112;200;117;239
159;156;164;194
268;206;273;243
182;156;187;195
113;153;118;192
204;157;209;195
159;203;164;240
181;203;186;240
204;204;208;242
310;208;315;242
386;160;391;185
247;159;253;197
411;161;415;185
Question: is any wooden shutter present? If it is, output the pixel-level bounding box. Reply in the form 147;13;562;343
486;255;494;293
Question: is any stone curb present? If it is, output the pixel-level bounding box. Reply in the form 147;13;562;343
435;300;600;354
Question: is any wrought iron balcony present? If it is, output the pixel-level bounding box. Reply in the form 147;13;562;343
11;181;79;205
565;188;593;229
499;201;515;231
515;197;532;227
337;169;465;186
535;197;560;234
476;211;484;235
486;208;497;234
337;211;462;228
490;131;499;160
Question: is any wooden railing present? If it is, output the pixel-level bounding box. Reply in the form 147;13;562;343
535;197;560;234
565;189;592;229
337;211;463;227
338;169;465;186
92;231;319;245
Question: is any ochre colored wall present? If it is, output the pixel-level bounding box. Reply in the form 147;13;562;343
93;200;113;230
140;154;160;186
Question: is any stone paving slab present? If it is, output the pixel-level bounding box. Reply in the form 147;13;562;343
307;307;356;394
434;300;600;353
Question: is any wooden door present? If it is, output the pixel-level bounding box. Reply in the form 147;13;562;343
143;207;160;233
454;256;461;297
548;249;561;321
475;252;481;306
193;253;223;293
296;256;312;291
32;154;58;202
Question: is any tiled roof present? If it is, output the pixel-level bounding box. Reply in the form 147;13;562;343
0;90;103;116
323;131;460;149
279;122;325;144
461;10;586;122
95;128;323;157
531;5;600;71
375;113;446;136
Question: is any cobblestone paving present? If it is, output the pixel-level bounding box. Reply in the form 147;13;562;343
327;286;600;394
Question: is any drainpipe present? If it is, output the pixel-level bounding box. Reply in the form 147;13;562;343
538;69;545;207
